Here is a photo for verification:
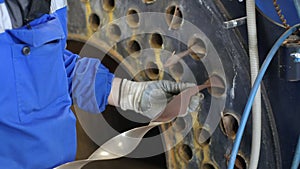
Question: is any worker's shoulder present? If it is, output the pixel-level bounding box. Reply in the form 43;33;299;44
0;0;67;34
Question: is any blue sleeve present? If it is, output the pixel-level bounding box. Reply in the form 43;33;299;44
94;64;115;112
64;50;114;114
63;50;79;94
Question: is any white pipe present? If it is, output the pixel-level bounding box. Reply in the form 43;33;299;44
246;0;262;169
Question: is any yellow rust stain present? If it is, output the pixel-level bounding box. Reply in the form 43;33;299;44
202;145;211;163
169;112;196;168
130;29;137;41
154;49;164;80
161;124;178;169
83;1;93;37
190;111;215;168
190;112;202;168
199;127;213;166
108;12;114;22
161;103;216;168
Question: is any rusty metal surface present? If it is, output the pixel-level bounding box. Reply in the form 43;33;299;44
67;0;281;169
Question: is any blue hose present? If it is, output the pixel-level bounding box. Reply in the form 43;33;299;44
291;136;300;169
227;23;300;169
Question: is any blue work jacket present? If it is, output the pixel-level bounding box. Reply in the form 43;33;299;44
0;0;114;168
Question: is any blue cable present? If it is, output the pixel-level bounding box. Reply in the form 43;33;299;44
228;23;300;169
291;136;300;169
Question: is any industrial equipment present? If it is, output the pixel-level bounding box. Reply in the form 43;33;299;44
66;0;300;168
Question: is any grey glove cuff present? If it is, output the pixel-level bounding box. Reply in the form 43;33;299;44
119;79;147;114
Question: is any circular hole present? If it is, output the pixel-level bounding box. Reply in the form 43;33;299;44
207;74;226;97
165;5;183;29
88;13;100;32
145;61;160;80
235;154;247;169
150;33;164;49
202;163;217;169
220;112;240;139
178;144;193;162
102;0;115;12
126;9;140;28
169;62;183;79
188;36;207;60
172;117;186;131
127;40;141;57
196;128;211;146
227;154;247;169
143;0;156;4
108;24;121;41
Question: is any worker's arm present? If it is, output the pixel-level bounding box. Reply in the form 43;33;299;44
108;77;202;119
65;50;201;118
63;50;114;114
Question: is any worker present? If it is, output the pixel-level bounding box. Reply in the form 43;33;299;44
0;0;202;168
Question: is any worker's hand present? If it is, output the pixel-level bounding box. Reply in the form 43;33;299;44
119;79;202;119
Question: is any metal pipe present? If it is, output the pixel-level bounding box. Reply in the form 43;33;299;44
246;0;262;168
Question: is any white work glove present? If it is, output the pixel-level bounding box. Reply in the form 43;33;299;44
119;79;202;119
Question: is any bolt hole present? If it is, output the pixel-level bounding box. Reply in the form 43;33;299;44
150;33;164;49
202;163;217;169
143;0;156;4
227;154;247;169
108;24;121;41
172;117;186;131
127;40;141;57
235;155;247;169
207;74;226;97
169;62;183;79
166;5;183;29
188;36;207;60
178;144;193;162
102;0;115;12
220;112;240;139
196;128;211;146
88;13;100;32
145;61;160;80
126;9;140;28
